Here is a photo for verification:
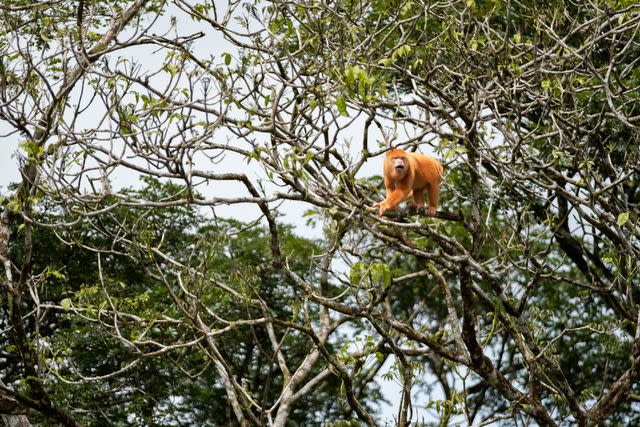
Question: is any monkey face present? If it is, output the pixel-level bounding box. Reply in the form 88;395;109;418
391;157;408;178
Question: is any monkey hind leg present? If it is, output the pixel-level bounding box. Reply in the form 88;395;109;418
412;188;426;209
426;183;439;216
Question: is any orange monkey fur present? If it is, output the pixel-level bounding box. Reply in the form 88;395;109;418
375;149;443;216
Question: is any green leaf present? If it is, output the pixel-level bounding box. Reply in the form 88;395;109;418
391;45;411;61
345;67;355;86
47;268;66;280
358;76;366;98
371;263;391;287
350;262;364;285
60;298;72;311
400;1;414;16
617;212;629;226
336;96;348;116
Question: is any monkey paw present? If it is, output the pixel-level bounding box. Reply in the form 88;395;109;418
374;201;391;216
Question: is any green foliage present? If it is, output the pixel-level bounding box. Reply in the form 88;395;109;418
2;0;639;425
350;261;392;289
1;179;354;426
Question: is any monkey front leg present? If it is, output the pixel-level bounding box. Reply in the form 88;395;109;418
375;187;412;216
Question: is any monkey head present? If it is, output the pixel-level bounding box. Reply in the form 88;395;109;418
387;149;409;179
